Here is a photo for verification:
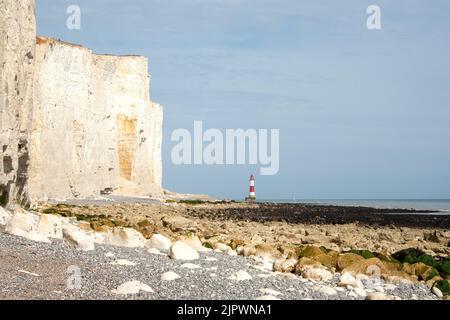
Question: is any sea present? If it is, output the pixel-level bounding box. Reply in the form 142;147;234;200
262;199;450;215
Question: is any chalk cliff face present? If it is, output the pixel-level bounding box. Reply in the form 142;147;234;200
29;38;163;202
0;0;163;206
0;0;36;207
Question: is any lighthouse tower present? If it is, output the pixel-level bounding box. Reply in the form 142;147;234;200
246;175;256;203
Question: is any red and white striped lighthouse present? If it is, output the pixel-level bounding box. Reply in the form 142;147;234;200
246;174;256;203
249;174;255;198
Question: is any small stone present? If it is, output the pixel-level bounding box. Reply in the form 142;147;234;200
353;288;367;297
111;280;153;295
228;250;238;256
105;252;115;258
432;286;443;298
384;284;397;291
259;288;282;296
18;270;40;277
315;286;337;296
255;295;280;300
339;272;364;289
161;271;181;281
366;292;397;300
147;248;161;255
110;259;136;266
229;270;252;281
205;257;218;262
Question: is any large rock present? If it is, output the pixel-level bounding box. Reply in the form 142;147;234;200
37;214;63;239
104;227;146;248
342;257;387;276
382;271;418;284
294;257;322;274
146;233;172;252
62;224;94;251
336;253;365;271
411;262;439;281
254;244;280;260
300;267;333;282
169;241;200;260
5;211;50;243
273;258;297;273
313;254;337;270
299;246;325;258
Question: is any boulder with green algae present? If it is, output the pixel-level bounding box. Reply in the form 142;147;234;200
299;246;325;258
351;249;375;259
336;253;365;271
374;253;401;264
392;248;437;267
313;254;336;270
413;263;440;281
392;248;450;278
439;259;450;277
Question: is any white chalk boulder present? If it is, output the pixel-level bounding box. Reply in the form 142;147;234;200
104;227;146;248
183;235;209;252
62;224;95;251
5;212;51;243
146;234;172;252
169;241;200;260
37;214;63;239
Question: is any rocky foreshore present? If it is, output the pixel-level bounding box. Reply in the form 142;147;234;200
0;201;449;300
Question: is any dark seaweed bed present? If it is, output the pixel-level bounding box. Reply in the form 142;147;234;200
186;203;450;229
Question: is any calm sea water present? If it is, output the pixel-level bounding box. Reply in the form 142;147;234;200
262;199;450;214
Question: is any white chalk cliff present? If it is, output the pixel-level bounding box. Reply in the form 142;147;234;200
0;0;163;207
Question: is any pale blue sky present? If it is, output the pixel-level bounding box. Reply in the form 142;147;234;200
36;0;450;199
